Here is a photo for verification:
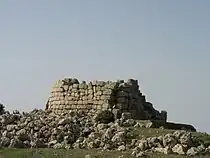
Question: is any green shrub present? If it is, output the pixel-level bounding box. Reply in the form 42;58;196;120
0;103;5;115
95;110;115;124
193;132;210;147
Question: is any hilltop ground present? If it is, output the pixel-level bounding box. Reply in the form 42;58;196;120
0;126;210;158
1;148;210;158
0;106;210;158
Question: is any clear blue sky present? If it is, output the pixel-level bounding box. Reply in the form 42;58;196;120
0;1;209;133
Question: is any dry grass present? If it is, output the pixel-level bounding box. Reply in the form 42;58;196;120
0;148;210;158
127;126;210;147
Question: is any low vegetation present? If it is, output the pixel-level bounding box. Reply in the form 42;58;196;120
94;110;115;124
0;147;210;158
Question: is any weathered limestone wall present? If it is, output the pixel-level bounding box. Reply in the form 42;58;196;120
46;78;167;121
47;78;117;113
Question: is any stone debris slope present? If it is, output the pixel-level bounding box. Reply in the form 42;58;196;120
0;109;209;157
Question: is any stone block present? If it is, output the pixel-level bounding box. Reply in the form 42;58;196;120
103;89;112;95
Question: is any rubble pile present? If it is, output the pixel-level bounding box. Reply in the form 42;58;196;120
0;109;209;157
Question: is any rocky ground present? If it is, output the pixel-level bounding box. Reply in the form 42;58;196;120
0;107;210;157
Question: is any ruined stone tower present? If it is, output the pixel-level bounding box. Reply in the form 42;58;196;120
45;78;167;121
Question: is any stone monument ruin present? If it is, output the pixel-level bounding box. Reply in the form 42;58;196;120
45;78;167;122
